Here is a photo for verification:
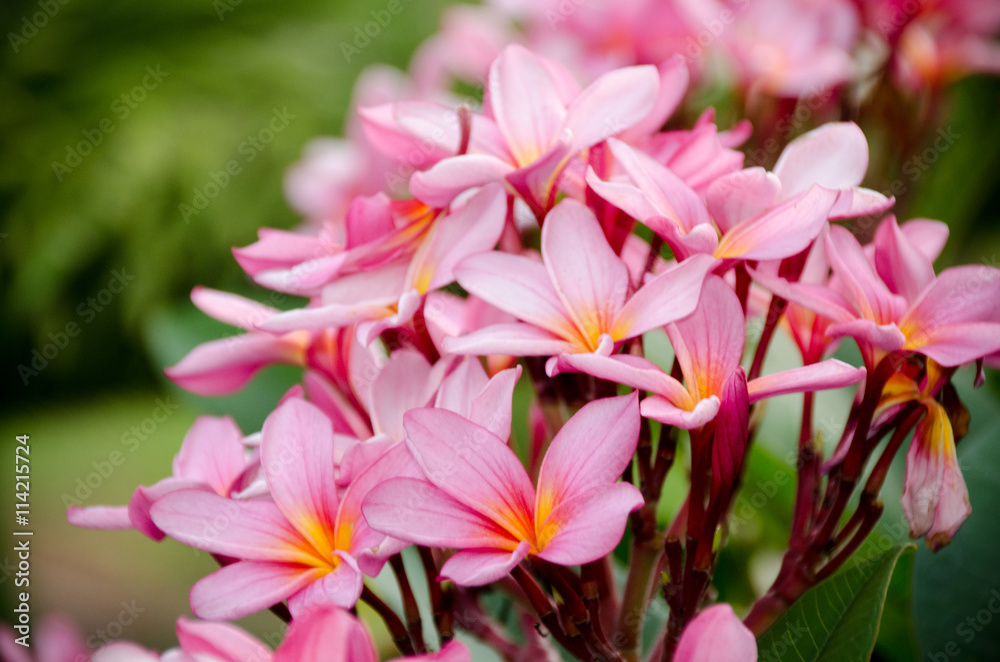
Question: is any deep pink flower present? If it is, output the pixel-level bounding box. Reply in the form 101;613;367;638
363;394;643;585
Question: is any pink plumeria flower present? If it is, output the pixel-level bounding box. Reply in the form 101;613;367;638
902;398;971;550
67;415;250;541
410;44;659;216
275;606;470;662
149;399;421;620
555;276;865;428
362;394;643;585
256;184;507;346
674;604;757;662
443;198;716;374
755;217;1000;368
424;290;519;374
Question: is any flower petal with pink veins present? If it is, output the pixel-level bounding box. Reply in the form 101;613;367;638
172;416;246;494
563;65;659;152
150;491;310;563
410;155;515;209
488;45;566;166
439;540;531;586
619;56;689;142
747;360;866;403
190;561;325;621
674;604;757;662
442;323;575;357
714;185;838;261
370;349;436;441
273;607;376;662
362;477;519;549
542;199;630;345
552;353;688;404
175;619;271;662
454;252;576;339
536;394;639;518
465;365;522;441
233;228;329;278
874;216;936;303
191;287;280;331
262;400;341;555
535;483;643;566
612;253;717;339
641;395;721;430
706;167;781;234
165;334;302;396
667;275;744;400
826;319;908;352
358;101;460;169
773;122;870;198
403;408;536;540
826;225;909;325
287;551;364;614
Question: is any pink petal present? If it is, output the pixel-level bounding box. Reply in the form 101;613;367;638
900;218;949;263
410;155;514;209
674;604;757;662
640;395;721;429
261;399;341;553
434;356;490;414
466;364;522;441
273;607;376;662
667;275;744;399
403;408;536;539
128;479;206;541
191;287;280;331
825;225;908;324
773;122;869;198
711;369;750;496
287;552;364;613
172;416;246;494
488;44;566;166
406;184;506;293
370;349;435;440
905;322;1000;368
705;167;781;234
175;619;270;662
613;253;717;339
715;186;838;261
601;138;712;232
442;323;575;357
362;477;519;549
359;101;459;168
537;393;640;511
454;251;576;339
336;444;424;566
535;483;643;566
563;65;659;152
150;490;308;562
190;561;323;621
828;186;894;220
66;505;133;530
552;352;688;403
355;289;423;346
542;199;630;344
165;334;301;396
619;56;689;141
416;640;471;662
747;266;856;325
439;540;531;586
232;229;327;278
826;319;907;352
748;359;866;403
873;216;936;302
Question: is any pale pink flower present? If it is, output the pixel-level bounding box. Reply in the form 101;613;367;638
443;198;715;373
363;394;643;585
555;276;865;428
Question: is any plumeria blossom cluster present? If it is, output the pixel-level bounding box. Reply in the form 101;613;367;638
64;3;1000;661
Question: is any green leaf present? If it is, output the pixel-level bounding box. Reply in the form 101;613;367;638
757;544;914;661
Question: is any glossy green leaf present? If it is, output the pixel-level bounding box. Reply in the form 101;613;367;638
757;545;914;661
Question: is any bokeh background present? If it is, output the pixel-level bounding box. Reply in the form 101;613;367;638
1;0;1000;660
